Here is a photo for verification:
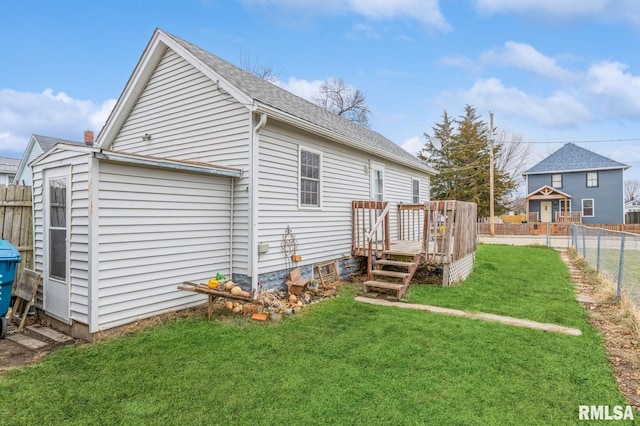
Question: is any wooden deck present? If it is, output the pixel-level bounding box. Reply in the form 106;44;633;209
352;200;478;292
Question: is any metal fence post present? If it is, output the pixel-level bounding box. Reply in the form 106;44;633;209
596;229;601;271
616;233;626;303
582;227;586;257
546;223;550;247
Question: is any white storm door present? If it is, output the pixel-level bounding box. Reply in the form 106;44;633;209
44;169;70;323
541;201;552;223
370;162;384;201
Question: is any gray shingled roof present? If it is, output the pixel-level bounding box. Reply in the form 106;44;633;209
164;30;429;170
0;157;20;174
523;143;629;175
32;134;81;151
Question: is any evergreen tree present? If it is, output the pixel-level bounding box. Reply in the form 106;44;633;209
420;105;515;217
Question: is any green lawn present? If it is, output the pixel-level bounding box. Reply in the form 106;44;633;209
0;245;635;425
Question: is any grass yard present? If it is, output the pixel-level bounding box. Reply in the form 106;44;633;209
0;245;636;425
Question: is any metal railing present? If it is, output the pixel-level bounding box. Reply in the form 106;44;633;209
572;224;640;307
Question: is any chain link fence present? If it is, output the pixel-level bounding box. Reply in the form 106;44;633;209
572;224;640;307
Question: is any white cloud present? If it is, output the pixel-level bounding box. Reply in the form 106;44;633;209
401;135;424;156
480;41;576;82
475;0;607;16
455;78;591;128
275;77;324;101
474;0;640;27
241;0;451;31
0;88;115;156
348;23;382;40
585;61;640;117
440;54;479;71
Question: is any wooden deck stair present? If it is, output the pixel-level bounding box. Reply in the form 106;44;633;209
363;248;422;299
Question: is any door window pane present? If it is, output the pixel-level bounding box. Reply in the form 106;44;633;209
49;178;67;280
373;169;384;201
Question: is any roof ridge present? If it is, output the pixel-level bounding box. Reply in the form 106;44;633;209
160;29;431;171
523;142;628;175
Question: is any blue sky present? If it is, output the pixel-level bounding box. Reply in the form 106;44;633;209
2;0;640;184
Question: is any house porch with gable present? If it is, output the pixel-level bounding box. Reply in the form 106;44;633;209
525;185;579;224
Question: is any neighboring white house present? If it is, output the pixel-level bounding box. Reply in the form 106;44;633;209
0;157;20;185
626;199;640;224
31;29;436;339
13;134;85;186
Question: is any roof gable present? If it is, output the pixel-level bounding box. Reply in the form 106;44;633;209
97;28;434;175
32;134;80;151
525;185;572;200
523;143;628;175
14;134;82;184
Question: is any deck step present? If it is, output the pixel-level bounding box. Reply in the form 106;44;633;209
382;250;423;257
371;270;410;279
363;281;405;291
375;259;416;268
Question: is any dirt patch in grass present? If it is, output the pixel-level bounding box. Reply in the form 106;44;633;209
565;249;640;412
0;316;70;373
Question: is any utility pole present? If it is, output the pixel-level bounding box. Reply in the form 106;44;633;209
489;112;495;236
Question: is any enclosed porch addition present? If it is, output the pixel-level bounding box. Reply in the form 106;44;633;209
352;200;477;298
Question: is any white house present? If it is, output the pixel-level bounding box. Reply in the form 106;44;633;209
14;134;84;186
0;157;20;185
31;29;436;339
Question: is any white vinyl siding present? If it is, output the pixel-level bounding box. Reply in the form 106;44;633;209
32;147;91;324
15;142;44;186
109;48;252;276
256;120;432;274
96;162;232;330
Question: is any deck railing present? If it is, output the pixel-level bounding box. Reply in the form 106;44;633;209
555;211;582;223
351;200;390;257
397;200;478;262
352;200;477;263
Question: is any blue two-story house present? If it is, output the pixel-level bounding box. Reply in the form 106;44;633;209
523;143;629;224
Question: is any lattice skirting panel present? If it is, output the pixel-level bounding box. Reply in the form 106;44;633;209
443;251;476;286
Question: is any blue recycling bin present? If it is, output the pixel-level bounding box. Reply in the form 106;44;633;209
0;240;22;339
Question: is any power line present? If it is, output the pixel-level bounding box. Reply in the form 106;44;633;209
507;138;640;145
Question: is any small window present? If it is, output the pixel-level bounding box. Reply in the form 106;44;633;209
586;172;598;188
412;179;420;203
551;174;562;189
299;148;321;207
582;199;594;217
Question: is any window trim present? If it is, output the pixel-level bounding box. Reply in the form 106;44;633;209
412;178;420;203
586;171;598;188
298;146;322;209
551;173;562;189
582;198;595;217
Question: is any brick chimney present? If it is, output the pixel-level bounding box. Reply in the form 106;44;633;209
84;130;94;146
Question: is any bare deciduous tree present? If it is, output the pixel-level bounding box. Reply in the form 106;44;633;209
241;55;280;84
313;78;371;128
494;130;533;193
624;179;640;202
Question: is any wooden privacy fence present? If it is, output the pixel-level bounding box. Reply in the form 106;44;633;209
0;184;33;284
477;222;640;236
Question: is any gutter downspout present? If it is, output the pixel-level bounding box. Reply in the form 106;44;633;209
229;177;235;280
250;112;267;292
